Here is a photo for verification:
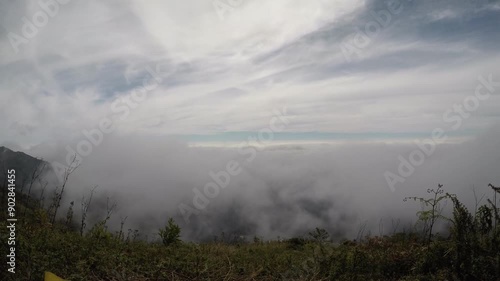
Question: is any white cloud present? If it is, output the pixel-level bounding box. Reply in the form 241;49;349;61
1;0;499;240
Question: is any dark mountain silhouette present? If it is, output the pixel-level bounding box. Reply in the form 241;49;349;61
0;146;46;187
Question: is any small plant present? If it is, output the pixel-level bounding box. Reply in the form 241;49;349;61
80;185;97;236
253;235;262;244
487;183;500;228
49;155;79;224
159;218;181;246
308;227;330;243
476;205;493;235
449;194;475;279
287;237;307;249
65;201;74;228
87;221;113;242
404;184;452;243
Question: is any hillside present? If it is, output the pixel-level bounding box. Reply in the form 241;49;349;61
0;149;499;280
0;146;46;186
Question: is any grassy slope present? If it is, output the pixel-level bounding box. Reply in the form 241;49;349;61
1;186;500;281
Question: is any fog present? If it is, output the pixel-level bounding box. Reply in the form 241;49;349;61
0;0;499;248
19;124;500;242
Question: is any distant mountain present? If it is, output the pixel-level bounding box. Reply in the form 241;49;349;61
0;146;46;187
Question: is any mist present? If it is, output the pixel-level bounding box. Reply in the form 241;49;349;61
17;124;499;242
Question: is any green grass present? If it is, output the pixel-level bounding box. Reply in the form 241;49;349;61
2;184;500;280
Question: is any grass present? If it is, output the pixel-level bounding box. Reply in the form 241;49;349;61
1;184;500;280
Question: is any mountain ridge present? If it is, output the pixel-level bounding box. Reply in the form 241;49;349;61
0;146;47;186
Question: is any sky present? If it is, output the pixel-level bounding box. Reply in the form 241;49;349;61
1;0;500;240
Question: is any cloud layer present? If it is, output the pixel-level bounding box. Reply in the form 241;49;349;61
1;0;499;146
16;125;499;241
1;0;500;241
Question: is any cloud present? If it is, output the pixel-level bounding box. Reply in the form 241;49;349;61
10;124;496;241
0;0;499;241
1;0;499;147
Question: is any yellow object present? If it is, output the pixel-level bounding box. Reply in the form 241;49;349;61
44;272;66;281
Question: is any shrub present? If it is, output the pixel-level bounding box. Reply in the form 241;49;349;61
159;218;181;246
287;237;307;249
308;227;330;243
